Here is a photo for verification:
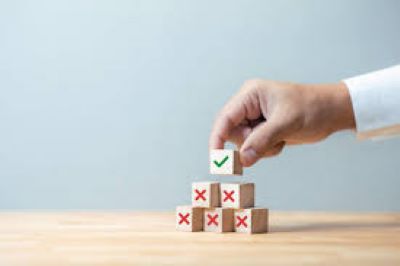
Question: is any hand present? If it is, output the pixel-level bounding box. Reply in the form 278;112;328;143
209;79;356;167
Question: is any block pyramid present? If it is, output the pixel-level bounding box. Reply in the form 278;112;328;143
176;149;269;234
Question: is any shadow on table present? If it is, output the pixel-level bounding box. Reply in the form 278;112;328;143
271;221;400;233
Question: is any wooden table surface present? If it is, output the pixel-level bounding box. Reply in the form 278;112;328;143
0;211;399;266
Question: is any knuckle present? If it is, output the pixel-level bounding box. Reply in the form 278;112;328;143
241;78;263;92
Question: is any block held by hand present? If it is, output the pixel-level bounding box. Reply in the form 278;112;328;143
210;149;243;175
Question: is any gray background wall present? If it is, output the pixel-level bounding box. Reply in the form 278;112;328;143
0;0;399;211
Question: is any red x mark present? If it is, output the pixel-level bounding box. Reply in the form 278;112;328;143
223;190;235;202
236;215;248;228
207;214;219;226
194;189;206;201
178;213;190;225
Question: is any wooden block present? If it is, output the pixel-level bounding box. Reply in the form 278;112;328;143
220;182;254;209
210;149;243;175
204;208;234;233
192;182;220;208
176;206;204;232
234;208;269;234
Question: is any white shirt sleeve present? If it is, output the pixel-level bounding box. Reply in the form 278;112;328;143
343;65;400;140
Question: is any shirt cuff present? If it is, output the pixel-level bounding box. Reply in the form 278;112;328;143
343;65;400;140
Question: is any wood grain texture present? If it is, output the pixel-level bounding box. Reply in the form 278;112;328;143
0;211;399;265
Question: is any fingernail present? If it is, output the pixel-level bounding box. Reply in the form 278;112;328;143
241;148;258;166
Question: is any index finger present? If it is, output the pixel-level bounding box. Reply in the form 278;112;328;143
209;88;254;149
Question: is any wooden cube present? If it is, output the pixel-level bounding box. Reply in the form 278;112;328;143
176;206;204;232
204;208;234;233
192;182;220;208
220;182;254;209
210;149;243;175
234;208;268;234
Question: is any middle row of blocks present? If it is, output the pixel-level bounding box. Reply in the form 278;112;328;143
192;182;254;209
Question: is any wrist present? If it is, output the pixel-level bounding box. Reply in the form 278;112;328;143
325;82;356;132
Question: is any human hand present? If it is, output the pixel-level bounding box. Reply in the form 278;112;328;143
209;79;355;167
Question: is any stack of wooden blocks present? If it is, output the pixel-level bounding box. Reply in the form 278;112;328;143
176;149;269;234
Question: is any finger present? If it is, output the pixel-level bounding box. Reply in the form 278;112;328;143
262;141;285;158
209;103;245;149
239;119;287;167
228;119;264;148
209;86;260;149
228;125;252;149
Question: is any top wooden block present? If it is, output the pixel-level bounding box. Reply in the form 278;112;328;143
209;149;243;175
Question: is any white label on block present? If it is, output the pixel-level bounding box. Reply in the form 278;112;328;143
204;209;220;232
192;182;211;207
221;183;240;208
210;149;235;175
176;206;193;231
235;209;251;233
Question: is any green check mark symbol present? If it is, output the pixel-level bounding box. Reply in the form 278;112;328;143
213;155;229;168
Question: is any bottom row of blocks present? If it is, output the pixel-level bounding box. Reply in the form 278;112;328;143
176;205;268;234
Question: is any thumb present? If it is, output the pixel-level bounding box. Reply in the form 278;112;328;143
239;120;286;167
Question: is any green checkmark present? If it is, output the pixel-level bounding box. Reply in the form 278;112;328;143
213;155;229;167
